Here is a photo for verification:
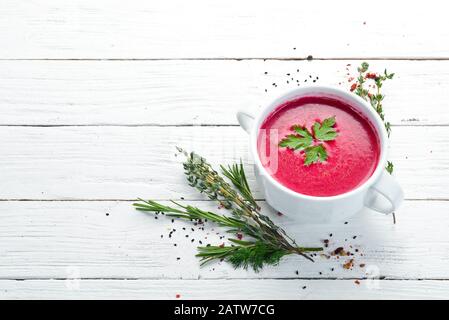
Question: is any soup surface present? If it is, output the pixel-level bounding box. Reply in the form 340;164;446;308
257;96;380;197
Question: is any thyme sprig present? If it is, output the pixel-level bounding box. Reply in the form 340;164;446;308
134;149;322;271
351;62;395;174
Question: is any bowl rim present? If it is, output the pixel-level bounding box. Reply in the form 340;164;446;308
250;85;389;202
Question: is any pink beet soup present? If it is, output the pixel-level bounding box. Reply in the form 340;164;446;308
257;96;380;197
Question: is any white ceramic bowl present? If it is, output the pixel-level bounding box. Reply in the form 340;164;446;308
237;86;403;223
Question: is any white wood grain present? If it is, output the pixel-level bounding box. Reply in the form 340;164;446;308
0;60;448;125
0;126;446;200
1;279;448;299
0;200;448;280
1;0;448;59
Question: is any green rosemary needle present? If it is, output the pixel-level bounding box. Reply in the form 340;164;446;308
352;62;395;174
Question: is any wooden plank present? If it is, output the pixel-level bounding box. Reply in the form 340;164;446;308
1;1;448;59
1;279;448;299
0;60;447;125
0;126;447;200
0;200;448;280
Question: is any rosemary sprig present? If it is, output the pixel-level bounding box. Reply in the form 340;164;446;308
351;62;397;223
178;148;322;262
133;198;322;271
134;199;257;238
134;149;322;271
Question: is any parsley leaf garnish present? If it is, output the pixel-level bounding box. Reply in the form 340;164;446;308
278;125;313;150
313;116;338;141
279;116;338;166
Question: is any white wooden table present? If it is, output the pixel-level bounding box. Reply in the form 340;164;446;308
1;0;449;299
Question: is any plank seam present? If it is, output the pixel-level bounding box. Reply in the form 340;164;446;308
0;124;445;128
1;57;449;61
2;277;449;281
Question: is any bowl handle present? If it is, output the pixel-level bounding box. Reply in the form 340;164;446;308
364;170;404;215
236;111;255;134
